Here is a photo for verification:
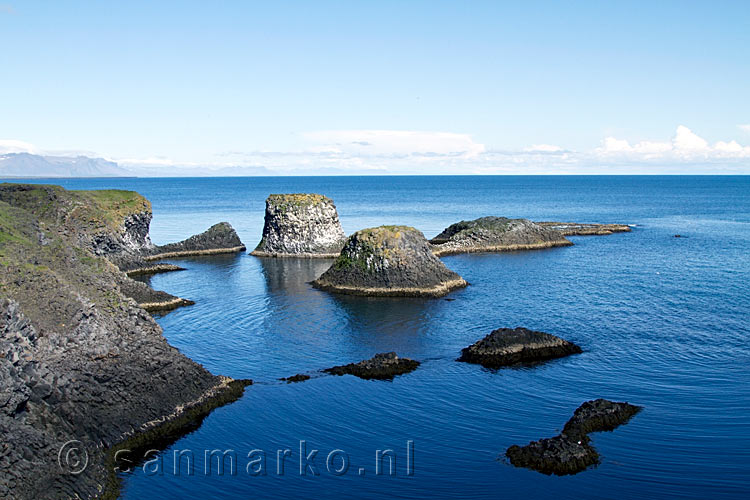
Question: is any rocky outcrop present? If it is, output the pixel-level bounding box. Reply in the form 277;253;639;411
251;193;347;257
430;217;573;256
146;222;245;261
324;352;420;380
116;276;195;313
0;184;250;499
280;374;311;384
536;222;632;236
458;327;582;368
506;399;642;475
312;226;468;297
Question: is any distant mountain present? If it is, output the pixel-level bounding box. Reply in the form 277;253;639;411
0;153;132;177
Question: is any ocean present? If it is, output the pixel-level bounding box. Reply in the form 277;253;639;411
18;176;750;499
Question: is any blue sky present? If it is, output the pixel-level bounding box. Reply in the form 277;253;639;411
1;0;749;174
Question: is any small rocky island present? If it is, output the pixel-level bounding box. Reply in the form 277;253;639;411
312;225;468;297
458;327;582;368
252;193;347;257
536;221;632;236
0;184;251;498
324;352;420;380
506;399;642;475
430;217;573;256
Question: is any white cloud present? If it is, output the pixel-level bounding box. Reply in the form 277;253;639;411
739;124;750;134
302;130;486;158
524;144;564;152
596;125;750;161
0;139;36;154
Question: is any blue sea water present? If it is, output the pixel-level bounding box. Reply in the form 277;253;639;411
19;176;750;499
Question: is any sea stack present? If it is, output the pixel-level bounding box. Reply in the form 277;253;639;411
430;217;572;256
145;222;245;261
458;327;582;368
312;225;468;297
252;193;347;257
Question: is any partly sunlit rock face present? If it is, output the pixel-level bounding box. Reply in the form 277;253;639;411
252;193;347;258
312;225;467;297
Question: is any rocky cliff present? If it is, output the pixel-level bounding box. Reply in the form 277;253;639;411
252;193;347;257
0;184;250;499
312;225;467;297
430;216;573;256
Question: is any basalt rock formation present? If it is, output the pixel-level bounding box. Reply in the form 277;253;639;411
312;225;468;297
458;327;582;368
251;193;347;257
536;222;632;236
146;222;246;261
506;399;642;475
280;374;311;384
0;183;251;499
324;352;420;380
430;217;573;256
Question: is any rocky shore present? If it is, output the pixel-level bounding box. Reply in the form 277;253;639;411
312;225;468;297
537;221;632;236
0;184;251;499
458;327;582;368
430;217;573;256
324;352;420;380
251;193;347;257
506;399;642;475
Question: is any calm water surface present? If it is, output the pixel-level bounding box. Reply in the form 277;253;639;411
22;176;750;499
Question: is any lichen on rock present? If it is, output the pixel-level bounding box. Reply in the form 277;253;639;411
312;225;467;297
431;216;573;256
251;193;347;257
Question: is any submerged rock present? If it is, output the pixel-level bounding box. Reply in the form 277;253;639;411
536;221;632;236
147;222;246;260
280;374;311;384
324;352;420;380
312;225;468;297
252;193;347;257
458;327;582;368
431;217;572;256
506;399;642;475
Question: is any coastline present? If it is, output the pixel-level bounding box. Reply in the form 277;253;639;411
431;239;573;257
311;277;469;298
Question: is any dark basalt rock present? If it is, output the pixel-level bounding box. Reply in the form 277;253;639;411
431;216;572;256
146;222;246;260
323;352;420;380
506;399;642;475
561;399;642;440
252;193;347;257
116;276;195;313
506;434;599;476
0;184;249;499
280;374;311;383
312;226;468;297
458;327;582;368
536;221;632;236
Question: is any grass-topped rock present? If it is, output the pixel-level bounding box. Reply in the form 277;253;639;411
252;193;347;257
506;399;642;475
312;225;468;297
458;327;582;368
430;216;572;256
323;352;420;380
